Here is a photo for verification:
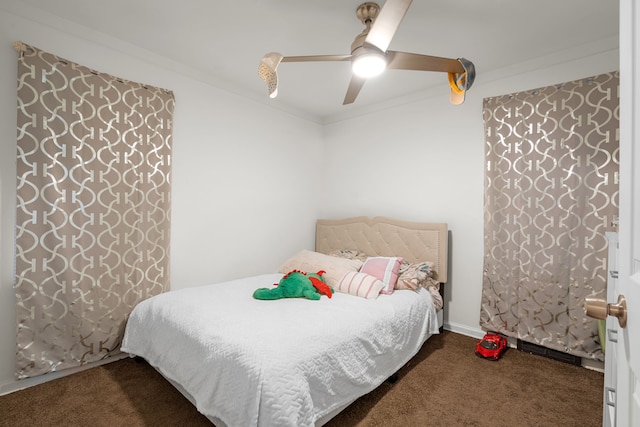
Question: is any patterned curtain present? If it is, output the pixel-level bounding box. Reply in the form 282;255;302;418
14;42;174;379
481;72;619;361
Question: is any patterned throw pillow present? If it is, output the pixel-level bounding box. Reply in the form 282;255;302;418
396;261;435;291
335;271;385;299
360;257;403;294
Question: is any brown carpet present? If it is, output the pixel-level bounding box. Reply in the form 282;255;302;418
0;331;603;427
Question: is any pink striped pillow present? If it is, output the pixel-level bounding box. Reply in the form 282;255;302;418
360;256;403;294
335;272;385;299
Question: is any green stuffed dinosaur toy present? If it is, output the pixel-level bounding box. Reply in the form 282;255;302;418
253;269;333;300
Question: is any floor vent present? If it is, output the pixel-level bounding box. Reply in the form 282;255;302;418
516;339;581;366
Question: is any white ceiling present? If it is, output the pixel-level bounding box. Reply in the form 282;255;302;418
11;0;619;123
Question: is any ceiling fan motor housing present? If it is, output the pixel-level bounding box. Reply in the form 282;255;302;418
356;2;380;25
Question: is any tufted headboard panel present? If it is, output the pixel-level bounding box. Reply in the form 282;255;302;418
315;216;448;283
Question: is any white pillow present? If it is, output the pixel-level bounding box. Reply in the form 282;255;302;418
335;271;385;299
278;249;363;288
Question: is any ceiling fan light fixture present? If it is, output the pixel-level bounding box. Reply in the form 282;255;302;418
351;49;387;78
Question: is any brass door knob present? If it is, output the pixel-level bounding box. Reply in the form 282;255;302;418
584;295;627;328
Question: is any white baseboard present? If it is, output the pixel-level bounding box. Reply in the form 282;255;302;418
443;323;518;349
443;321;485;339
0;353;128;396
581;358;605;373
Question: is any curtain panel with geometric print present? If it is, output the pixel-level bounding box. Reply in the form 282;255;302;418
14;42;174;379
481;71;619;361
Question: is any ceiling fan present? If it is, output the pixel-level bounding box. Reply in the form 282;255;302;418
258;0;476;106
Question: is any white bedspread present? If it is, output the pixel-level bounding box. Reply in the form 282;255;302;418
121;273;438;427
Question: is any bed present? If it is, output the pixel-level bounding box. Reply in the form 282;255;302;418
121;216;448;427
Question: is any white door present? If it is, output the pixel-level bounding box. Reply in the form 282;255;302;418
616;0;640;425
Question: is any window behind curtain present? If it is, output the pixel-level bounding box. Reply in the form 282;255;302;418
481;71;619;360
14;42;174;379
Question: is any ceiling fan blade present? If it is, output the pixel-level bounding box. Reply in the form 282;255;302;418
343;75;367;105
450;89;465;105
258;52;284;98
259;53;350;99
364;0;412;52
385;51;465;73
281;54;351;63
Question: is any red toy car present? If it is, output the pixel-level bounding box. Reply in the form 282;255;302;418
475;332;508;360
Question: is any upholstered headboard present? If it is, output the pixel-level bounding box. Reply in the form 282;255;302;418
315;216;448;283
